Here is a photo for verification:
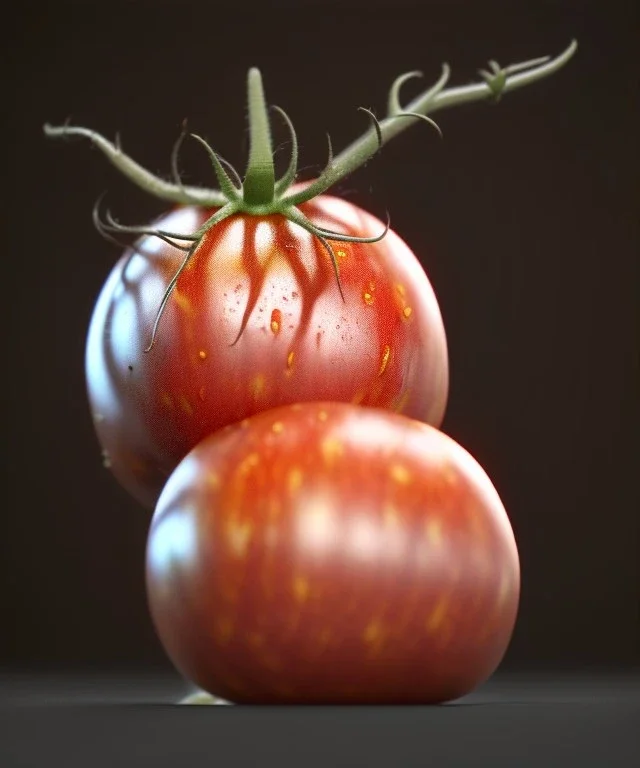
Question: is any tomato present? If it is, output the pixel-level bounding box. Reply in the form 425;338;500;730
53;51;577;509
87;195;448;509
145;402;520;705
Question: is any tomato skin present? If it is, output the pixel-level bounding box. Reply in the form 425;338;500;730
146;402;519;705
86;194;448;508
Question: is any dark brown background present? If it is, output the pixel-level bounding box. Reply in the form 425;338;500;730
3;0;637;673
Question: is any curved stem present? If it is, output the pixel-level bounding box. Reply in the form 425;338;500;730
284;206;345;301
281;39;577;206
272;106;299;196
43;124;227;206
145;201;239;351
424;49;575;113
312;211;390;243
242;68;276;206
189;133;242;202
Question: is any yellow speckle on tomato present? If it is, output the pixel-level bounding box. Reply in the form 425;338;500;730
226;520;253;557
321;436;344;464
390;463;411;484
336;249;347;261
293;575;310;603
426;597;448;633
179;395;193;416
392;390;411;413
238;452;260;475
247;632;265;649
207;472;220;489
198;349;207;360
425;519;443;548
378;344;391;376
161;392;175;409
363;620;384;646
442;464;457;485
251;373;266;398
173;289;194;315
272;421;284;434
363;291;374;305
351;390;366;405
287;467;303;494
287;350;295;369
215;617;234;644
317;409;328;422
403;306;413;319
395;283;406;297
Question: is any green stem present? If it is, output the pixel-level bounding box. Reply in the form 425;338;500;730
242;68;276;206
43;41;577;215
42;124;228;206
281;39;577;207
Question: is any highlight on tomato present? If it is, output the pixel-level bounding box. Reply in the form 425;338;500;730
45;42;577;508
145;401;520;705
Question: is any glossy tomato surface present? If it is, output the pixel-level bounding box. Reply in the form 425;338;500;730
146;402;519;705
86;194;448;508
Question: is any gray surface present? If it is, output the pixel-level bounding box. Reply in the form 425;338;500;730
1;669;638;706
1;671;638;768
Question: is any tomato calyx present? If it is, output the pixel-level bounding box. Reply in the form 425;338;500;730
44;41;576;349
44;41;577;213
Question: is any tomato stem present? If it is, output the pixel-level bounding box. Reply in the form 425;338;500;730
42;123;228;207
281;39;578;206
242;67;276;206
45;40;577;341
44;40;576;215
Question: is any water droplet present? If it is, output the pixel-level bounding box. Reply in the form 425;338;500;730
270;308;282;334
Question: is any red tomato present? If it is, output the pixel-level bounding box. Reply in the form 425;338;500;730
87;195;448;508
145;402;519;705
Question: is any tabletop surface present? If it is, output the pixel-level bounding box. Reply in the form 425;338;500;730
1;670;638;767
